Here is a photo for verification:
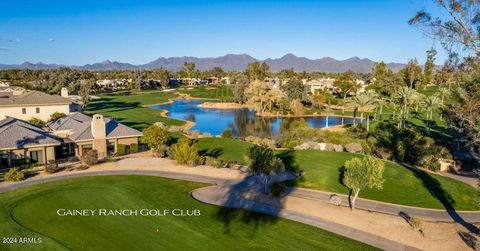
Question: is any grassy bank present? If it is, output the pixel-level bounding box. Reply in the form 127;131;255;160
197;137;479;210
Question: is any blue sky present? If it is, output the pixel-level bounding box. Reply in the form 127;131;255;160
0;0;447;65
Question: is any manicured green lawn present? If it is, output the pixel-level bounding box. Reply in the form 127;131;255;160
198;137;252;165
289;150;478;210
0;176;375;251
177;85;234;101
196;138;478;210
85;91;184;130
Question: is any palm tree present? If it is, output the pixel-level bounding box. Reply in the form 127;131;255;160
350;91;376;122
422;94;442;131
438;87;450;104
411;93;425;118
393;86;417;128
374;97;388;120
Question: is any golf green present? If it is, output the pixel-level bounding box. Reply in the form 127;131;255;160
0;176;376;251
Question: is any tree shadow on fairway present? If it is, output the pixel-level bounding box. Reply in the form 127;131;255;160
86;100;142;113
406;165;478;233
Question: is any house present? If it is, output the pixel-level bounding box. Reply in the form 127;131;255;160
0;86;26;96
0;112;143;167
0;117;61;167
47;112;142;159
303;78;336;93
0;90;80;121
178;78;201;86
96;79;130;90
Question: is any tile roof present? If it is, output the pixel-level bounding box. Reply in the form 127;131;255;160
47;112;141;141
0;117;62;149
0;91;71;106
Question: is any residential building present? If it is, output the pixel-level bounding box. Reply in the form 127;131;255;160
47;112;142;159
0;117;61;167
0;90;80;121
0;112;142;167
0;85;26;97
303;77;336;93
96;79;131;90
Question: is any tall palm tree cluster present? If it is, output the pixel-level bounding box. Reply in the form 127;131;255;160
348;86;448;131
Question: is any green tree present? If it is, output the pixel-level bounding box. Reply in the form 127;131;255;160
403;59;423;89
423;94;442;130
350;90;377;122
28;117;45;128
333;70;359;115
438;87;450;104
79;79;94;107
182;62;197;78
409;0;480;55
281;77;305;101
141;125;170;156
394;86;418;128
372;62;396;95
246;61;269;80
423;49;437;90
342;156;385;210
245;145;285;193
152;68;171;89
48;112;67;122
245;80;284;113
231;74;249;104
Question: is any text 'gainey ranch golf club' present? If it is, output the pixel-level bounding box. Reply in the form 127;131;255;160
56;209;202;217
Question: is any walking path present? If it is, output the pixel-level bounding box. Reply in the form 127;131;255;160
0;156;478;250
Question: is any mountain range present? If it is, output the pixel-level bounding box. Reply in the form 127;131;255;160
0;53;406;73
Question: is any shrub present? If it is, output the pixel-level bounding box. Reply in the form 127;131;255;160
171;137;201;167
4;168;25;182
140;125;170;153
421;155;441;171
130;143;138;153
48;112;67;122
205;156;224;168
81;149;98;166
45;160;62;173
28;117;46;128
221;129;233;138
271;182;286;197
153;145;168;158
117;144;127;155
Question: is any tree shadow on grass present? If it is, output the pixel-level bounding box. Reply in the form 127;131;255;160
405;165;478;233
215;177;281;237
215;151;299;236
198;147;224;158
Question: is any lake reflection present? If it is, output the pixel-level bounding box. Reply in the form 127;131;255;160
150;100;361;137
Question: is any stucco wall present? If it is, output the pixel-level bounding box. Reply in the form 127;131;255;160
118;137;139;146
0;104;71;121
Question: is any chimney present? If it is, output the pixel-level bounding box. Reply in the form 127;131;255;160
91;114;106;139
61;87;69;98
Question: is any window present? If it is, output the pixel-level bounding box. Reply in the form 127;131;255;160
36;107;40;113
22;108;26;114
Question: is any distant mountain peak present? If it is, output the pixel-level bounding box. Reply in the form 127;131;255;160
0;54;406;73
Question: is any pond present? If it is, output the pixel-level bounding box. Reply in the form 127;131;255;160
150;100;362;137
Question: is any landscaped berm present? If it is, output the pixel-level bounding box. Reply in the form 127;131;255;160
0;176;377;251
